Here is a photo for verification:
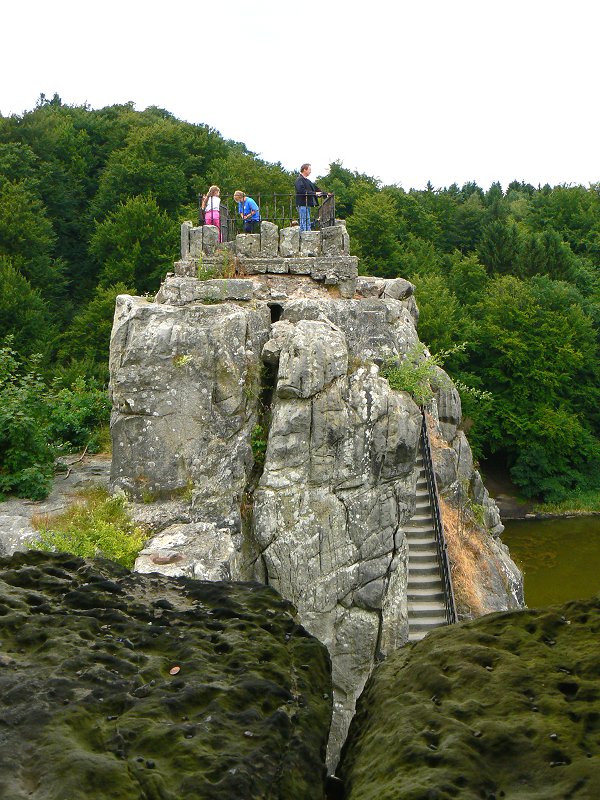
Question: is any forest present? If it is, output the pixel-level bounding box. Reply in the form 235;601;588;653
1;95;599;506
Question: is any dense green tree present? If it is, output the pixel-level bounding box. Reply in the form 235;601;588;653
0;180;68;302
320;161;380;219
477;219;520;274
447;252;489;306
464;275;599;499
346;193;402;275
443;191;486;253
89;195;179;294
57;282;133;382
0;257;57;359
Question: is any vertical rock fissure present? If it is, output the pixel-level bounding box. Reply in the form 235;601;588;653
241;355;278;582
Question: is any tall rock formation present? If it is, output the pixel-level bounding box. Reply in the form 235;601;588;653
109;221;523;767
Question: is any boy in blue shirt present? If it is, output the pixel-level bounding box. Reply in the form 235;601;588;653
233;191;261;232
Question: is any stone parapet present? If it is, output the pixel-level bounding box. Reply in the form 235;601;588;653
181;220;350;260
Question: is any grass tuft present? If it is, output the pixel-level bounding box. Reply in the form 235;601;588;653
31;486;145;569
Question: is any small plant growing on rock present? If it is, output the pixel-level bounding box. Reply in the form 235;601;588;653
31;487;146;569
251;423;268;466
381;342;490;405
173;354;193;367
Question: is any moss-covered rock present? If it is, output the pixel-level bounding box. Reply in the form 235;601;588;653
0;551;332;799
338;596;600;799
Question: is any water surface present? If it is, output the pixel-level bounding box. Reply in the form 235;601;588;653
502;516;600;607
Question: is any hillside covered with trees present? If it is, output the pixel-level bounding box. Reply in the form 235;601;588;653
1;96;599;505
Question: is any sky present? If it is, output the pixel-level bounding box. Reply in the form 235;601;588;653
2;0;599;191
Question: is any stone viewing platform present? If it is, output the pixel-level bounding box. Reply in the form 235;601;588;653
176;219;358;298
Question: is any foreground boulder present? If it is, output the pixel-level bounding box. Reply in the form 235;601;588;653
338;595;600;799
0;551;331;799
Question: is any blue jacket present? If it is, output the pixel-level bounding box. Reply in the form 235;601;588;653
237;197;260;221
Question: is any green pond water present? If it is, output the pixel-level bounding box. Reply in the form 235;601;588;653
502;515;600;608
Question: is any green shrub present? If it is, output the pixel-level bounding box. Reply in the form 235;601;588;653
381;342;489;406
47;376;111;453
32;487;145;569
251;423;268;466
0;339;54;500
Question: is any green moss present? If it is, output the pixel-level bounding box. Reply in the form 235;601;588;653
339;596;600;799
0;551;332;799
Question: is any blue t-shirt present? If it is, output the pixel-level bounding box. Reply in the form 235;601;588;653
237;197;260;221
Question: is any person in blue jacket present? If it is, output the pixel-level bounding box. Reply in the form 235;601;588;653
233;190;261;232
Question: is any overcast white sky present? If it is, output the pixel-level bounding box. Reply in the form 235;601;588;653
2;0;599;190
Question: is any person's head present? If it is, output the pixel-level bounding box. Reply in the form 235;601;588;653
208;185;220;197
233;190;245;202
300;163;311;176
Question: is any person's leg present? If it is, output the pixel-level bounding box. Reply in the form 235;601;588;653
298;206;311;232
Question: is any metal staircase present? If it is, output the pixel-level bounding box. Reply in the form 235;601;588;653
405;413;457;642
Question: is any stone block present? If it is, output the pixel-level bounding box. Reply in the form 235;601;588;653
236;233;261;258
202;225;219;255
321;225;345;257
181;220;192;259
280;226;300;257
339;278;357;298
260;221;279;257
189;227;203;258
382;278;414;300
288;259;313;275
300;231;322;257
264;259;289;275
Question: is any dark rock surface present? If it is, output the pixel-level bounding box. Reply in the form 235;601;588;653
0;551;331;799
338;595;600;799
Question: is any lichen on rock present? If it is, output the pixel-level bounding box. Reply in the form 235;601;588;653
338;594;600;800
0;551;332;799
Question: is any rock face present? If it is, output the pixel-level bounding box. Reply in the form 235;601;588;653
338;595;600;799
252;314;422;764
0;551;332;799
109;235;522;768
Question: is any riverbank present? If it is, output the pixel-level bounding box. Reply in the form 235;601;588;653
482;462;600;520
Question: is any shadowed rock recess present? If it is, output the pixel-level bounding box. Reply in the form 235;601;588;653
0;551;332;800
338;595;600;800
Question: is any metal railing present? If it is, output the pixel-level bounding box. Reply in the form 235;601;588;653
420;409;458;625
198;193;336;241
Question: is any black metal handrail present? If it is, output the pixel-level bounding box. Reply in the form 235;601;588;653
420;410;458;625
198;193;336;241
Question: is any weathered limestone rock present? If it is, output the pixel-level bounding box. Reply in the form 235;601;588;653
339;595;600;799
236;233;261;257
321;225;346;256
279;226;300;257
181;219;192;258
260;220;279;256
202;224;219;254
282;298;420;363
0;551;332;800
135;521;235;580
109;230;523;771
251;317;422;768
300;231;322;257
155;275;254;305
109;295;271;556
